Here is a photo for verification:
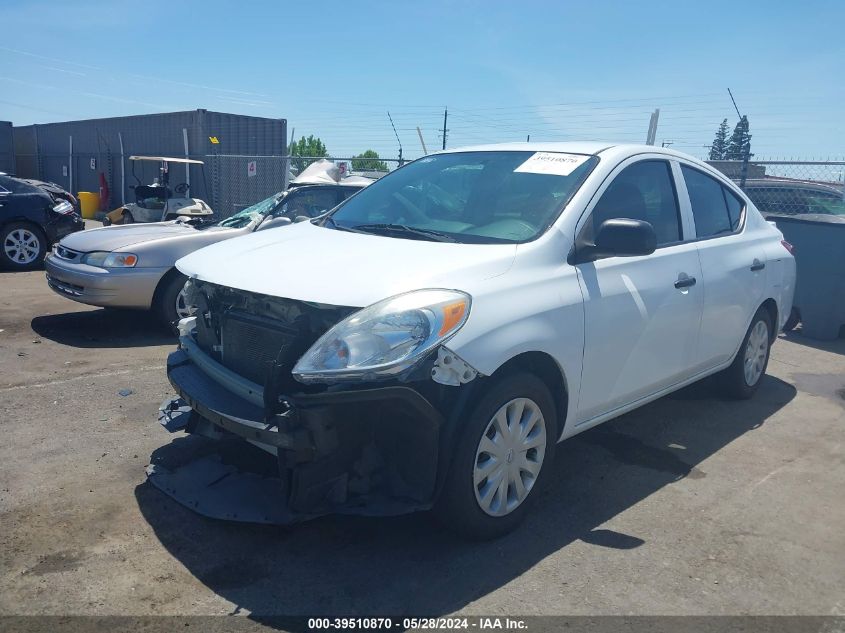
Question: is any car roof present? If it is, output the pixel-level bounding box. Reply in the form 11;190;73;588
438;141;615;156
435;141;710;163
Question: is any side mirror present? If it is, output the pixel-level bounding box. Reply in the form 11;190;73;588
588;218;657;260
257;216;292;231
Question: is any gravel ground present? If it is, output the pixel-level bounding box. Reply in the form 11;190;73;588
1;262;843;621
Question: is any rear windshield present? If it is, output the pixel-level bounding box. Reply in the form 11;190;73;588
0;175;42;195
325;151;598;244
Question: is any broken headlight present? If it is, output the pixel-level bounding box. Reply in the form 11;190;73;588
292;289;471;384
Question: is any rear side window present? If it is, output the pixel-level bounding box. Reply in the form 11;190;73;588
682;166;742;238
724;188;744;230
588;160;681;247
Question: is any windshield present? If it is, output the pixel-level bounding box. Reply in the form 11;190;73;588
324;151;598;244
216;192;283;228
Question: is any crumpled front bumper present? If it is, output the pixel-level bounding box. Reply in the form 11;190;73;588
151;346;450;523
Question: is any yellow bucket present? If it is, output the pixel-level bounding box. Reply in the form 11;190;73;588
77;192;99;219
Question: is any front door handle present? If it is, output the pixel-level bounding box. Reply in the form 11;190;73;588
674;275;697;289
750;259;766;272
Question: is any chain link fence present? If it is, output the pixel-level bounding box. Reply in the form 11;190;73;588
11;152;400;219
207;155;400;217
707;160;845;217
15;149;842;220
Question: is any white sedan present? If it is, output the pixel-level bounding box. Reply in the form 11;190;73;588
157;142;796;538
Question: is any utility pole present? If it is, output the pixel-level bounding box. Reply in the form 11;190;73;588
441;108;448;150
645;109;660;145
727;88;751;187
417;127;429;155
387;112;403;167
727;88;742;119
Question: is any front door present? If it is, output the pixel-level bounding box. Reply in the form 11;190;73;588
575;158;703;424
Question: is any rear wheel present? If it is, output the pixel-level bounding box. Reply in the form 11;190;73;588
122;210;135;224
436;372;557;539
153;271;191;331
1;222;47;271
717;307;772;399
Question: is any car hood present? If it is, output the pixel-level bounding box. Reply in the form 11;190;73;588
176;221;517;307
59;221;224;252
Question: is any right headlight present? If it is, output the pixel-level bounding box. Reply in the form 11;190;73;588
81;251;138;267
292;289;471;385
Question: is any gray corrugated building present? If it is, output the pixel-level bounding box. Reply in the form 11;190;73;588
12;110;287;216
0;121;15;175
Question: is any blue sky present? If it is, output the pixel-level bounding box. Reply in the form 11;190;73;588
1;0;843;162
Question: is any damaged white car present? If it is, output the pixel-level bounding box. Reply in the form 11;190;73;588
154;143;795;538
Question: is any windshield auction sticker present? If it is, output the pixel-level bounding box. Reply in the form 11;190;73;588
514;152;590;176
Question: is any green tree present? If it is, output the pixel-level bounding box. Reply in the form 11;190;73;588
351;149;389;172
725;116;752;161
709;118;730;160
289;135;329;173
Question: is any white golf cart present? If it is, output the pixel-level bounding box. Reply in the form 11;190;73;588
104;156;214;225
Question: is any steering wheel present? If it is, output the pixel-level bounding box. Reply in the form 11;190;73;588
174;183;190;195
392;191;429;223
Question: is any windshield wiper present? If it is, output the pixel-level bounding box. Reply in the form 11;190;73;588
351;223;456;242
321;215;368;233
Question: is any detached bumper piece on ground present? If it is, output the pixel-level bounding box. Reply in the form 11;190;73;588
149;348;451;524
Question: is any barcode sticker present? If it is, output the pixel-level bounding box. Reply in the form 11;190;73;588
514;152;590;176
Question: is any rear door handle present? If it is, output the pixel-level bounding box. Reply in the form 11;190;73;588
750;259;766;272
674;275;697;289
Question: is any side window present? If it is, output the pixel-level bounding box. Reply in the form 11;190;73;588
681;166;733;238
276;189;340;219
588;160;681;247
724;187;744;230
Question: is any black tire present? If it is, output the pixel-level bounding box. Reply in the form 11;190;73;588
153;271;189;331
782;307;800;332
0;222;47;271
717;307;773;400
435;371;558;540
122;211;135;225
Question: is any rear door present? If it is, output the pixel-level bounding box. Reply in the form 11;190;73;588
678;164;767;372
575;158;704;423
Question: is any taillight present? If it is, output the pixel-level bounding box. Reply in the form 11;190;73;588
781;239;795;255
51;201;74;215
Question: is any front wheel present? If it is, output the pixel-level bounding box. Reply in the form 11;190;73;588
435;372;557;539
153;271;191;331
717;308;773;399
1;222;47;271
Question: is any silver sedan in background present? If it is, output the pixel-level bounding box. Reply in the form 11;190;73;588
44;177;370;327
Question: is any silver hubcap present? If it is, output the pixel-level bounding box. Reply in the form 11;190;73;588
473;397;547;517
4;228;40;265
743;320;769;386
175;284;194;320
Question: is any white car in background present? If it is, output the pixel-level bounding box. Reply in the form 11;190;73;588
158;143;796;538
